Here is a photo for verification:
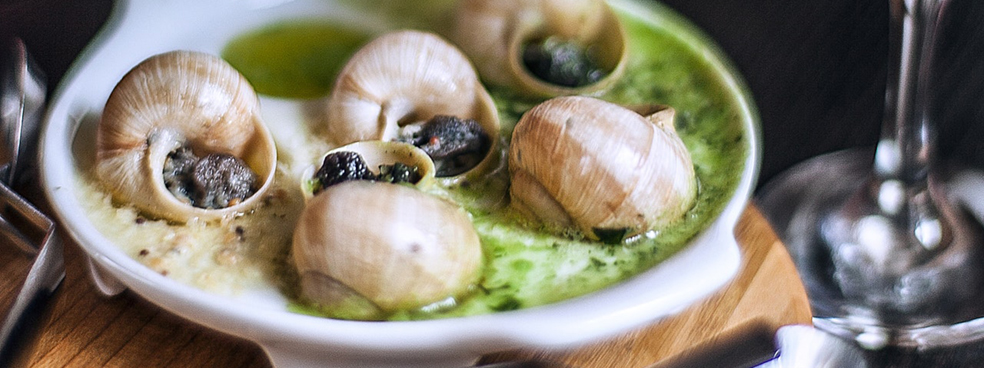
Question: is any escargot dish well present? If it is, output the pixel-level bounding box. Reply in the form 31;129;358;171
509;96;697;243
314;30;500;182
293;181;483;320
451;0;629;97
300;140;438;199
95;50;277;222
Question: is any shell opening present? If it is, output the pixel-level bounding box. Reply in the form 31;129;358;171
163;144;260;209
311;150;422;195
302;141;438;200
396;115;491;177
452;0;629;97
520;36;609;88
316;30;501;182
96;51;278;223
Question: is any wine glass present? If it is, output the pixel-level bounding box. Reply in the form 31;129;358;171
757;0;984;351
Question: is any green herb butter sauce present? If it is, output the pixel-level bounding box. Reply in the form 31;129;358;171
75;0;750;321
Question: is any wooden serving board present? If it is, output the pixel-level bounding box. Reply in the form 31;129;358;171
10;204;811;368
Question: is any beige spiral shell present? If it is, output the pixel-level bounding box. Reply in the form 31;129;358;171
508;96;697;242
292;181;483;319
451;0;628;97
314;30;500;182
96;50;277;222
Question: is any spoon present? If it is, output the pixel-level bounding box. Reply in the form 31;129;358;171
0;36;64;368
647;324;866;368
0;37;44;189
760;325;868;368
477;362;572;368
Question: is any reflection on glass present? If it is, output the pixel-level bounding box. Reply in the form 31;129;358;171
758;0;984;351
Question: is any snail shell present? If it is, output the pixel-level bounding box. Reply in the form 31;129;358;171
315;30;500;182
293;181;483;319
451;0;628;97
300;140;437;200
96;51;277;222
508;96;696;242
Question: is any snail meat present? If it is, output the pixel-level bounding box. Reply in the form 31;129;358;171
302;141;438;200
163;147;259;209
313;151;377;192
398;115;490;177
376;162;420;184
522;37;607;88
312;151;423;195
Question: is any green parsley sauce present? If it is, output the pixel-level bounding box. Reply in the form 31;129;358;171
222;1;750;320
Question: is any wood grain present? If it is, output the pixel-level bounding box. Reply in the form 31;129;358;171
479;205;813;368
2;205;810;368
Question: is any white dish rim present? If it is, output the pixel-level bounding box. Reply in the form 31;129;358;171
38;0;762;363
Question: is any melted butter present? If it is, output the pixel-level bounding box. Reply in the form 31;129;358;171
78;4;749;320
222;21;371;99
74;168;305;296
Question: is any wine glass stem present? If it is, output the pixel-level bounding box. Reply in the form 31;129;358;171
758;0;983;344
876;0;944;185
865;0;953;256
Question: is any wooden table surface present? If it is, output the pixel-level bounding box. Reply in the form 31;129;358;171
3;204;811;368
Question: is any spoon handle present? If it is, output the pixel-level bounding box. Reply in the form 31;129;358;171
1;37;46;189
0;37;61;368
0;172;64;368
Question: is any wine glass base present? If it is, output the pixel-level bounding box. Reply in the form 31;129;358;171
757;148;984;350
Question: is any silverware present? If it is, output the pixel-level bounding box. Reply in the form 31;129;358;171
474;325;865;368
651;324;866;368
476;362;572;368
0;36;63;368
760;325;867;368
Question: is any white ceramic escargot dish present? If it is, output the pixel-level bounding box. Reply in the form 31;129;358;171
40;0;760;367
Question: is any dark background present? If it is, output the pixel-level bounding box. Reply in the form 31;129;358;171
3;0;984;188
660;0;984;185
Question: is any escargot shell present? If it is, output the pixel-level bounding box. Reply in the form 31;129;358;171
508;96;697;242
96;50;277;222
300;140;437;200
292;181;483;319
314;30;500;182
451;0;628;97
